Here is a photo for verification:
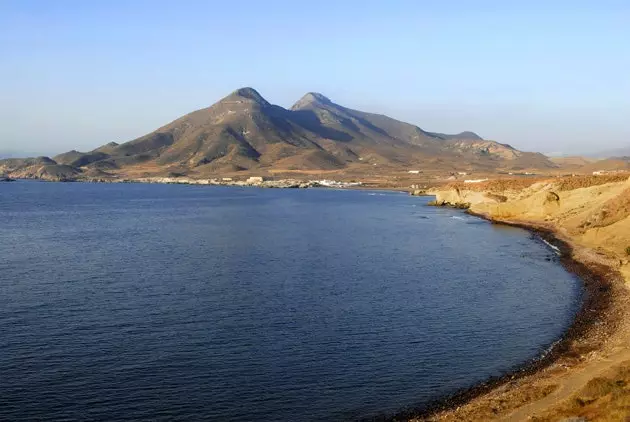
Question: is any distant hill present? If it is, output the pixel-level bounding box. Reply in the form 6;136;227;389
585;147;630;159
578;158;630;174
425;131;484;141
550;156;596;169
2;88;557;179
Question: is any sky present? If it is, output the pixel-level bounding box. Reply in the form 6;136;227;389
1;0;629;157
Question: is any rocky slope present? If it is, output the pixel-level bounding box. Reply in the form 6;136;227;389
423;174;630;421
430;174;630;261
3;88;557;180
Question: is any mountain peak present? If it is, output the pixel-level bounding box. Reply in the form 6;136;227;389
304;92;331;103
455;131;483;140
227;87;269;105
291;92;333;110
28;88;553;178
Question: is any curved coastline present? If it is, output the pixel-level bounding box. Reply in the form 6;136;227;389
396;207;629;421
5;179;628;419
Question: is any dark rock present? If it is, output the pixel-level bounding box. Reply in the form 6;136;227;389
545;191;560;203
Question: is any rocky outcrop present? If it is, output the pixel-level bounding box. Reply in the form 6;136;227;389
8;164;82;182
417;174;630;422
429;175;630;262
545;191;560;203
0;156;56;173
0;156;86;182
429;188;497;208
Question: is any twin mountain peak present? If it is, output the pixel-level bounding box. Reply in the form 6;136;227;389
3;87;555;178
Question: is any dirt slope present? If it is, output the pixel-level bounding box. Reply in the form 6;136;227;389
421;174;630;421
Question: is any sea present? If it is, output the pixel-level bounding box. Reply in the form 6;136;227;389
0;181;581;421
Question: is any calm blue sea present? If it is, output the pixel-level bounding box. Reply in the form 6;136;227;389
0;181;580;421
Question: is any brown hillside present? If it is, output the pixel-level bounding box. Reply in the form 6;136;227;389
6;87;559;178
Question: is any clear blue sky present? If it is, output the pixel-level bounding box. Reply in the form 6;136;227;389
1;0;628;156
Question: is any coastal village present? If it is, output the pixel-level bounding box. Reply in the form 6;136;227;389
130;176;363;189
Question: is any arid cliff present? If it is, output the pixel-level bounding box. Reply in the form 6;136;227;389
432;174;630;268
420;174;630;421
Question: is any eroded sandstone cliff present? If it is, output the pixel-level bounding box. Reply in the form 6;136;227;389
431;174;630;266
420;174;630;421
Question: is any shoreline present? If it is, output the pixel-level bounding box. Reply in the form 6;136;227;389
6;180;628;418
5;176;416;194
399;208;628;421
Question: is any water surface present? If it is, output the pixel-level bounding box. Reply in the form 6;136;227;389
0;182;580;421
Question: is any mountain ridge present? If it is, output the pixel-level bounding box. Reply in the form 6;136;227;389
2;87;557;179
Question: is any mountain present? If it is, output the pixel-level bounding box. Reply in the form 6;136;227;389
578;158;630;174
0;156;78;180
2;88;556;179
426;131;483;141
549;156;596;169
581;146;630;159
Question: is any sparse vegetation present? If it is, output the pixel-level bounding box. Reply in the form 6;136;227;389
556;174;629;191
539;362;630;422
445;178;544;193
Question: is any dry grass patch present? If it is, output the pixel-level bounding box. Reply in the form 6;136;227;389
444;174;629;195
445;178;545;193
537;361;630;422
555;174;629;191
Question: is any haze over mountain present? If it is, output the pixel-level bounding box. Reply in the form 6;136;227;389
584;147;630;160
1;88;556;180
0;150;42;159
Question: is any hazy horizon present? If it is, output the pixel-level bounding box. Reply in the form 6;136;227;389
1;1;628;157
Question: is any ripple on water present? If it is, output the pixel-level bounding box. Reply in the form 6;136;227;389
0;182;581;421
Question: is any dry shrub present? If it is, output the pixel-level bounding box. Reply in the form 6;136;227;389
555;174;629;191
445;178;544;193
580;377;619;400
541;361;630;421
